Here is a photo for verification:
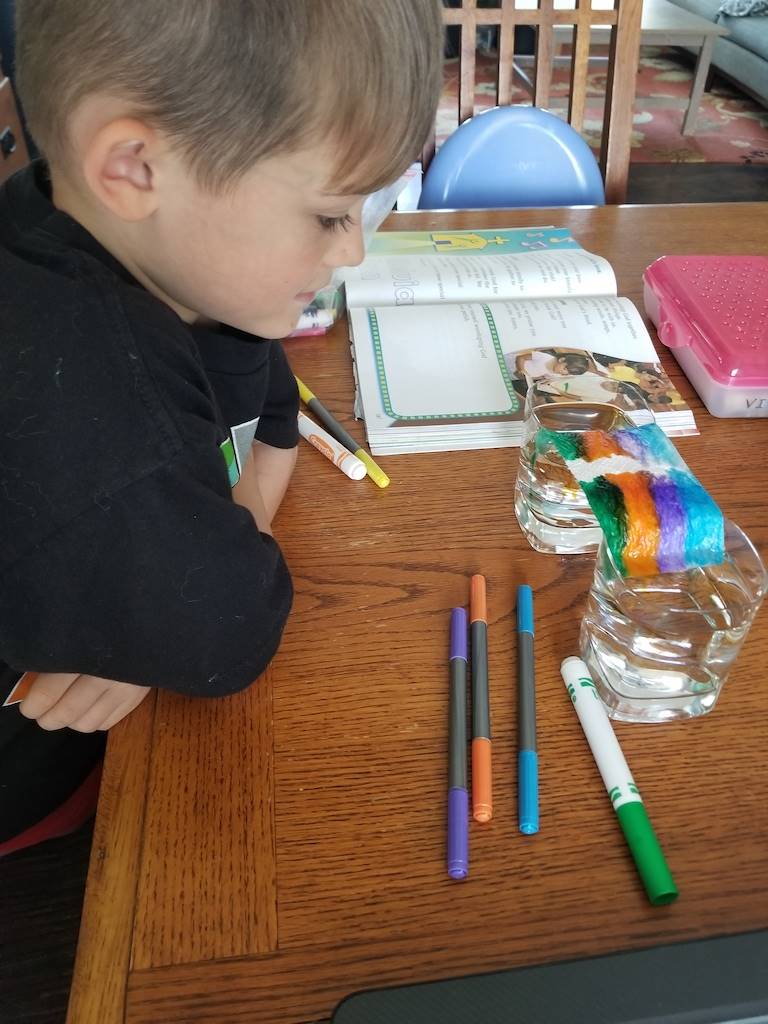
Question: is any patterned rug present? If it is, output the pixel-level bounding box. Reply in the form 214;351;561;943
437;47;768;164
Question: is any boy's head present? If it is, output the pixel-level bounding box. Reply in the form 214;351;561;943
553;352;590;376
637;369;668;397
16;0;444;337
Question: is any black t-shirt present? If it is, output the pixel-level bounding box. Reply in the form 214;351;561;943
0;163;298;840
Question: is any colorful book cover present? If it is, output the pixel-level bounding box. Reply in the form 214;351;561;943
364;227;583;257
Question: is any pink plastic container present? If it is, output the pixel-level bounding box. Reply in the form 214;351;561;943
643;255;768;418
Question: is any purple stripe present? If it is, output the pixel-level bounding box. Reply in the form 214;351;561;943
613;428;649;462
450;607;467;661
649;475;687;572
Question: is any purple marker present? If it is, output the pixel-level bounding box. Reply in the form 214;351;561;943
448;607;469;880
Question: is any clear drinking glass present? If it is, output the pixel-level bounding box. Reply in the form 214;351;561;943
580;519;767;722
514;377;654;554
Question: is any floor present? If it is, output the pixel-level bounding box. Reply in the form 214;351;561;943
1;824;94;1024
438;45;768;166
628;161;768;203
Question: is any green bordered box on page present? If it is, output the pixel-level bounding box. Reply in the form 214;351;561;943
367;306;520;422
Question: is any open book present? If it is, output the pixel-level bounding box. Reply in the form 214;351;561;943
343;228;697;456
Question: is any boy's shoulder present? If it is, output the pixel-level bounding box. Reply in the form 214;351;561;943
0;165;226;562
0;163;211;378
0;162;223;422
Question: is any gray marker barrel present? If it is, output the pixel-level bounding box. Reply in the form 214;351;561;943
306;396;360;455
449;620;468;790
518;636;536;751
470;619;490;740
517;584;539;834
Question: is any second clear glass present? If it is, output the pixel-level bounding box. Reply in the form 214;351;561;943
514;377;655;554
580;519;767;722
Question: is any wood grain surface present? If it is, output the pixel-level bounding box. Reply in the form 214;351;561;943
68;205;768;1024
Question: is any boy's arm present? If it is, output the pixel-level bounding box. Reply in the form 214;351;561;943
231;441;297;532
251;440;298;522
19;442;297;732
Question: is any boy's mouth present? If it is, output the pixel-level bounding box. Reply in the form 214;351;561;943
295;278;332;304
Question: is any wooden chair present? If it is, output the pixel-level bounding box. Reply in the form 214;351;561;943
429;0;643;203
0;52;31;186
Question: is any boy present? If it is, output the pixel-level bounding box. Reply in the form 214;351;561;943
512;348;591;382
0;0;444;853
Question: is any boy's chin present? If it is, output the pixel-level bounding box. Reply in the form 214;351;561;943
227;309;304;340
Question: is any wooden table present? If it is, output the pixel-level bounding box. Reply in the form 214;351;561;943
67;204;768;1024
549;0;729;135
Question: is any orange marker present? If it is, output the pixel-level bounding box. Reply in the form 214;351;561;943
2;671;37;707
470;575;492;822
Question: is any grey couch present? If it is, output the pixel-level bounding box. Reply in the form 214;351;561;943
668;0;768;107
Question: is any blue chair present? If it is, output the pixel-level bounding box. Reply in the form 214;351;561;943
418;106;605;210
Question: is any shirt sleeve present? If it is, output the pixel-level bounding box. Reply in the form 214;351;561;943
253;341;299;449
0;442;293;696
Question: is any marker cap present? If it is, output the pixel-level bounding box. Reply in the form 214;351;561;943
518;749;539;834
355;450;391;489
295;376;314;404
616;801;679;906
469;575;487;622
447;787;469;880
517;584;534;634
450;607;467;661
338;452;367;480
471;737;493;822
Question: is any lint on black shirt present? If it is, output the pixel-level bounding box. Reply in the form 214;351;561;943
0;162;298;840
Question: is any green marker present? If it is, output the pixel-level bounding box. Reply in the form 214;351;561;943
560;657;678;906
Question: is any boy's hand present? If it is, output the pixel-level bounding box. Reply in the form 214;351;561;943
20;672;151;732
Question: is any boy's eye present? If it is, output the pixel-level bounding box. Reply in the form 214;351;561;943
317;214;354;233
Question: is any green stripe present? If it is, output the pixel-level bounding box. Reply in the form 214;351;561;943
220;437;240;487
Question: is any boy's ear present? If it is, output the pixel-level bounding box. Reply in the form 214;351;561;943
82;118;162;222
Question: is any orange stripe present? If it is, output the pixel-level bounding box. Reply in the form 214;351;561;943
606;472;660;576
584;430;623;461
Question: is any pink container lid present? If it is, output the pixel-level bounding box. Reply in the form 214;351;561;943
644;255;768;388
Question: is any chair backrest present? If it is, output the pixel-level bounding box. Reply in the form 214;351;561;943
418;105;605;209
427;0;642;203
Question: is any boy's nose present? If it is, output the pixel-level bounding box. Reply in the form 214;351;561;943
327;218;365;269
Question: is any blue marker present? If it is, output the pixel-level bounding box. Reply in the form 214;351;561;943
517;585;539;834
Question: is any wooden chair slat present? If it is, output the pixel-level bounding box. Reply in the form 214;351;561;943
435;0;642;202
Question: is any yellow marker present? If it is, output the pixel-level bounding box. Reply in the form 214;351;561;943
295;376;390;488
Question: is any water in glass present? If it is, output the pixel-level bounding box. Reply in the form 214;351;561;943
580;520;767;722
514;399;635;554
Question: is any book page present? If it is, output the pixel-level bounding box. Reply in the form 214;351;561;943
352;303;520;420
495;295;657;359
344;248;616;309
350;296;672;423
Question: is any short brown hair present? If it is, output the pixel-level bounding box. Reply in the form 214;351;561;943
16;0;444;194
